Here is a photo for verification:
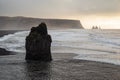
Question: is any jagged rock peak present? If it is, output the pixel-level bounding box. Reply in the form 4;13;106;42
25;22;52;61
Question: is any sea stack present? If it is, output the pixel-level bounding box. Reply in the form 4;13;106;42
25;22;52;61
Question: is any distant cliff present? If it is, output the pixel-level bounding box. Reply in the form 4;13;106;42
0;16;84;30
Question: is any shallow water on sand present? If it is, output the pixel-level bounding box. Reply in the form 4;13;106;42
0;29;120;65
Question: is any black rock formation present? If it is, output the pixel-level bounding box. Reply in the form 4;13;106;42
0;48;12;55
25;23;52;61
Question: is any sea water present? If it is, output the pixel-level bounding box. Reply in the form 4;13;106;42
0;29;120;65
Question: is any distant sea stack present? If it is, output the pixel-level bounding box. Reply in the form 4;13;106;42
25;22;52;61
0;16;84;30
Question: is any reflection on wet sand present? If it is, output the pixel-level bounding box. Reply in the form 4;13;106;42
25;61;52;80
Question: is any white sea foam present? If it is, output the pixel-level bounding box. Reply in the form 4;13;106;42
0;29;120;65
0;31;29;53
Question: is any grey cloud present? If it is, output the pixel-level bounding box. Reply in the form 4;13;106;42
0;0;120;17
68;0;120;14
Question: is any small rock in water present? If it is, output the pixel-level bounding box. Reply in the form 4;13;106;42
0;48;11;55
25;22;52;61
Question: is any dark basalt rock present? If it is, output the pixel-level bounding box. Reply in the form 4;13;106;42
0;48;12;55
25;22;52;61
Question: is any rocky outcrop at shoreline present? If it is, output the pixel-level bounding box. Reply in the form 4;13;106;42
25;23;52;61
0;48;12;55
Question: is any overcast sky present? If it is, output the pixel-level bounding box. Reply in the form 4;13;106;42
0;0;120;29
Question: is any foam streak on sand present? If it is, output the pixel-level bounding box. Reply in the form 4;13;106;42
0;29;120;65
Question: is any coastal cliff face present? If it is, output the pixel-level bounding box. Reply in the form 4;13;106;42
0;16;84;30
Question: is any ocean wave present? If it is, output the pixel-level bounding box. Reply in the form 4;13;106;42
0;29;120;65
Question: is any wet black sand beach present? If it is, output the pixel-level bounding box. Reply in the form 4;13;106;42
0;30;120;80
0;53;120;80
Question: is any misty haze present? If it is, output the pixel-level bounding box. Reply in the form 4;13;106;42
0;0;120;80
